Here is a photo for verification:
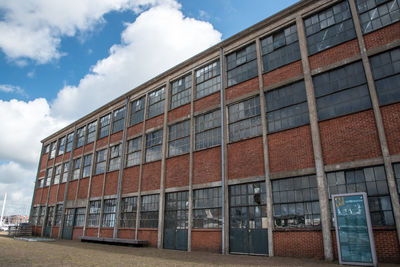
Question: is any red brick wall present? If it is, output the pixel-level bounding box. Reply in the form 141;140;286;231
55;155;63;164
309;39;360;70
57;184;65;202
40;154;48;170
226;77;258;101
191;229;222;252
138;229;158;247
268;125;314;174
381;102;400;155
84;143;94;153
85;228;98;237
34;226;42;236
110;131;123;144
127;123;143;138
41;187;48;204
118;229;135;239
194;92;220;112
100;228;113;238
227;137;265;180
78;178;89;199
319;110;381;165
51;227;59;238
67;180;78;200
274;230;324;259
364;21;400;51
142;161;161;191
73;228;84;240
64;152;71;159
168;103;190;122
166;154;189;188
47;159;54;167
263;61;303;88
48;185;58;204
38;171;45;178
90;174;104;197
96;137;109;148
193;147;221;185
34;189;42;204
145;114;164;130
73;147;83;157
373;229;400;263
122;166;140;194
105;171;119;196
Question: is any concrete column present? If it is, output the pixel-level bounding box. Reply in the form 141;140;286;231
255;38;274;256
349;0;400;245
54;137;68;237
29;143;46;227
157;82;171;248
296;16;333;261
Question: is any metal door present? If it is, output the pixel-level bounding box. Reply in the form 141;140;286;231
229;182;268;255
62;208;75;240
43;206;54;237
163;191;188;250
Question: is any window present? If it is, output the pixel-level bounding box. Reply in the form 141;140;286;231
98;114;111;139
226;43;258;87
265;81;309;133
57;136;66;156
120;197;137;228
140;194;159;228
130;97;145;126
327;165;394;226
356;0;400;34
228;96;262;142
394;163;400;200
53;165;62;184
87;200;101;227
46;206;55;227
112;106;126;134
145;129;163;162
38;178;44;188
272;175;320;227
313;61;371;121
102;199;117;227
168;120;190;157
195;60;221;99
61;162;69;183
74;208;86;227
49;141;56;159
86;121;97;144
304;1;356;55
44;145;50;154
31;207;39;225
45;167;53;186
147;87;165;119
260;24;301;73
82;154;92;178
66;133;74;152
193;187;222;229
54;204;63;226
76;127;86;148
95;149;107;175
195;109;221;150
108;144;122;172
370;48;400;106
126;137;142;167
38;207;45;225
72;157;81;180
170;74;192;109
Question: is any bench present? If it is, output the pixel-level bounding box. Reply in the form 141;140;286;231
80;236;147;246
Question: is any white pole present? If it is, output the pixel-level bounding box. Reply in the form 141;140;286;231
0;193;7;226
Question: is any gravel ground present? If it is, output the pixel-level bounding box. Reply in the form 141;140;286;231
0;235;397;267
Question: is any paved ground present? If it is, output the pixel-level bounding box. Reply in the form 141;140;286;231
0;235;397;267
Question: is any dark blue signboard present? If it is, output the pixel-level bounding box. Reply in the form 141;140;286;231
332;193;377;266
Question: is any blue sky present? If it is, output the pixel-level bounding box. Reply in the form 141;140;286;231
0;0;297;217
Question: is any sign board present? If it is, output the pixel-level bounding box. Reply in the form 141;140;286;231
332;193;377;266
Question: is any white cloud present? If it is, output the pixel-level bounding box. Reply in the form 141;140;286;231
0;84;26;96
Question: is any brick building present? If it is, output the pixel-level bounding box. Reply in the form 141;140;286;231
30;0;400;262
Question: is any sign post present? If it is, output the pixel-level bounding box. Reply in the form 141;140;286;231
332;192;377;266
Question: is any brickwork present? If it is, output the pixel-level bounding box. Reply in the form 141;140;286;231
165;154;190;188
100;228;113;238
51;227;59;238
38;170;45;178
33;188;42;204
364;21;400;51
110;131;123;144
96;137;109;149
262;61;303;88
168;103;190;122
47;158;54;167
268;125;314;174
191;229;222;252
118;229;135;239
77;178;89;199
145;114;164;130
381;103;400;155
373;229;400;263
226;77;258;100
319;110;382;165
104;171;118;196
309;39;360;70
84;143;94;153
73;147;83;157
193;147;221;185
127;123;143;139
194;92;220;113
67;180;78;200
85;228;98;237
122;166;140;194
73;228;83;240
41;187;48;204
142;161;161;191
227;137;265;180
64;152;71;160
57;184;65;202
48;185;58;204
138;229;158;247
39;154;48;170
55;155;63;164
90;175;104;197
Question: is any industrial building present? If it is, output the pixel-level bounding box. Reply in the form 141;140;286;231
30;0;400;262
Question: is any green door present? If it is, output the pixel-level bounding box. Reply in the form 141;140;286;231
229;182;268;255
43;206;54;238
163;191;188;250
62;208;75;240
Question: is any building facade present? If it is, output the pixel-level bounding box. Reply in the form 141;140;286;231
30;0;400;262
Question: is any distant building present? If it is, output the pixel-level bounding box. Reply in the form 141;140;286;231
3;215;29;225
30;0;400;263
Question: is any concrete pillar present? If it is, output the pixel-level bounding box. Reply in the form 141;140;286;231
255;38;274;256
296;16;333;261
29;143;45;227
349;0;400;245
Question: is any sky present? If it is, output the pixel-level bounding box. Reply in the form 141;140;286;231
0;0;298;217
